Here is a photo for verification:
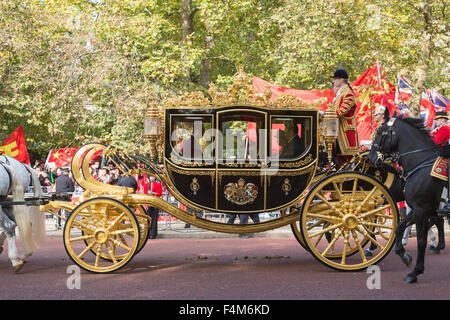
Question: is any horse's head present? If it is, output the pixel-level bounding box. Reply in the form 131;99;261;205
368;108;399;167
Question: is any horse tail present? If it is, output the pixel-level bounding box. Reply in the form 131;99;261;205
2;163;38;254
23;164;47;244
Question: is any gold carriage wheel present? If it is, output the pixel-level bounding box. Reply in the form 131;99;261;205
300;171;398;271
85;205;150;262
294;192;368;260
63;197;140;273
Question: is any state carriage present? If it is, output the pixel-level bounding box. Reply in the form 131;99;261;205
40;68;400;273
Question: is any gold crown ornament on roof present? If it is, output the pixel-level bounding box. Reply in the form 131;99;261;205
233;65;249;86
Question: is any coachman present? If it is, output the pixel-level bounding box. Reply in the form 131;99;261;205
331;68;358;163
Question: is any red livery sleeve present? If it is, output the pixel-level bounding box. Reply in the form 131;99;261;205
433;125;450;146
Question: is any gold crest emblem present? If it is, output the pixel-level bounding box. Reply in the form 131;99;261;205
190;177;200;195
282;178;291;195
224;178;258;205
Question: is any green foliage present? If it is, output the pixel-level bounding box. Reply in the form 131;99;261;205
0;0;448;159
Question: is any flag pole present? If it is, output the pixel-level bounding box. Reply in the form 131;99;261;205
44;149;52;169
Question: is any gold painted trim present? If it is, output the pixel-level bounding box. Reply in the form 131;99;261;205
123;193;303;234
165;160;215;184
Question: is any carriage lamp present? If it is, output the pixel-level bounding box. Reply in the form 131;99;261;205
144;102;162;161
322;105;339;163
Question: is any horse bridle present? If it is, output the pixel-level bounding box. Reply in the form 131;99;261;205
373;117;439;179
372;118;398;163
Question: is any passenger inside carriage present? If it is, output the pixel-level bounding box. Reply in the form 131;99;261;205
271;116;311;160
279;121;306;159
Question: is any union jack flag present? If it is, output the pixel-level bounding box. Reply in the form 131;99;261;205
429;88;449;112
395;75;412;103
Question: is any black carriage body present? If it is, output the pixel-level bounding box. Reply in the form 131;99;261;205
164;105;318;213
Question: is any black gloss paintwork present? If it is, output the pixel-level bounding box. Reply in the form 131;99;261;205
164;106;318;213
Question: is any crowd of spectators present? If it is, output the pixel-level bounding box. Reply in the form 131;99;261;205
32;159;164;236
32;159;160;195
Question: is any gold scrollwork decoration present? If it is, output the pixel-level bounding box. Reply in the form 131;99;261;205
166;162;215;185
278;153;313;168
269;94;323;110
218;170;264;185
170;151;212;167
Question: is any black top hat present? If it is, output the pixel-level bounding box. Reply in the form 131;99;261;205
332;69;349;79
435;111;448;120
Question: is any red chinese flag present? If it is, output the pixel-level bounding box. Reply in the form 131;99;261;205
46;147;80;168
0;126;30;164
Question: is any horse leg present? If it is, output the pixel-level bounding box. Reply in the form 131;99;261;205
402;225;412;246
405;214;428;283
435;216;445;252
7;234;25;273
401;204;412;246
394;213;413;267
5;205;33;263
0;207;24;273
427;217;438;252
0;230;6;255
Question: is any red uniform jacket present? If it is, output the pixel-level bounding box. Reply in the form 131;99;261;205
150;181;162;197
333;85;358;155
431;124;450;146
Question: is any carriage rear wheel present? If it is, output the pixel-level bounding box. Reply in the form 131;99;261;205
63;197;140;273
300;172;398;271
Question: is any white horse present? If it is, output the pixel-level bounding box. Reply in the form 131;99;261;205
0;155;46;272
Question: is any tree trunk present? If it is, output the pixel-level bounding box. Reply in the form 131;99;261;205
199;27;215;89
181;0;194;84
408;3;433;118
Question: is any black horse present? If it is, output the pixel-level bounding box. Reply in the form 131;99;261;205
368;108;447;283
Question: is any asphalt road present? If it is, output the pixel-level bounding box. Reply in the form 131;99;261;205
0;236;449;301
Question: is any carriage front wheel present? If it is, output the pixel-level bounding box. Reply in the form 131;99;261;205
299;172;399;271
63;197;141;273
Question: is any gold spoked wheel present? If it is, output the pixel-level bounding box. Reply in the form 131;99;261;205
63;197;140;273
300;172;398;271
88;205;150;262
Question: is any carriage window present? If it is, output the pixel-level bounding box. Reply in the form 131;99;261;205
271;117;311;160
219;113;264;163
171;116;213;161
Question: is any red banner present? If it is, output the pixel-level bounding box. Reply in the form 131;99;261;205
252;62;398;144
252;76;334;111
0;126;30;164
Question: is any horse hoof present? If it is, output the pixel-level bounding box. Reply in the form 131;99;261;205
404;275;417;284
402;253;412;267
13;263;24;274
0;247;2;255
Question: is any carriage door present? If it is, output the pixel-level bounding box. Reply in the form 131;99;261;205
216;109;267;213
